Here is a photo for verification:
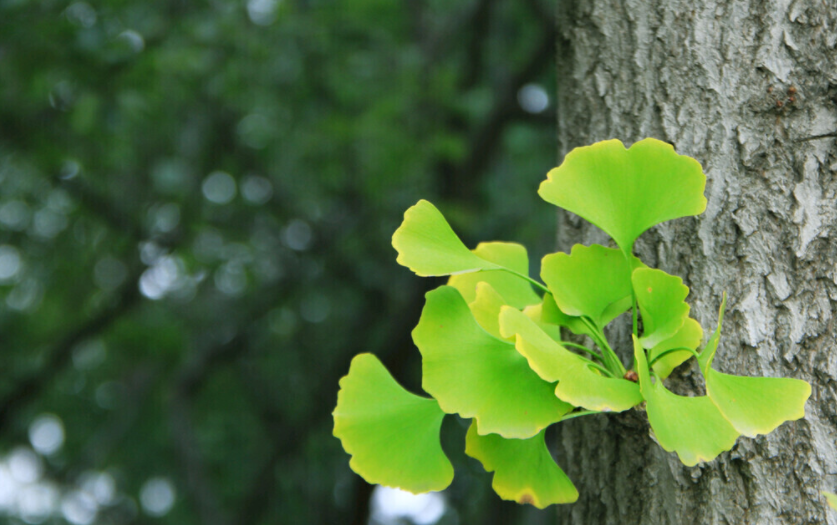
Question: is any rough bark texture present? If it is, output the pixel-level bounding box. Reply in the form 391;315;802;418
552;2;837;524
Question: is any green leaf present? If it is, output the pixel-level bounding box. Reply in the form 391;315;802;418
392;200;502;277
541;244;643;329
698;296;811;437
824;492;837;510
467;282;507;339
633;268;690;348
413;286;572;438
448;242;541;309
648;318;703;379
539;292;593;338
538;138;707;255
634;336;739;466
499;306;642;412
465;422;578;508
333;353;453;493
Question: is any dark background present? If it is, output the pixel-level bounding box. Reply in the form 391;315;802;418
0;0;563;523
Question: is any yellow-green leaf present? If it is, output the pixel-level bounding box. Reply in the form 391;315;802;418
633;268;690;348
333;354;453;493
448;242;541;309
500;306;642;412
465;422;578;508
539;138;707;255
413;286;572;438
648;318;703;379
698;296;811;437
541;244;643;329
392;200;500;277
635;336;739;466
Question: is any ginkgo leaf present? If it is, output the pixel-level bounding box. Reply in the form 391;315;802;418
468;282;507;339
538;138;707;255
698;296;811;438
541;244;643;329
633;268;690;348
648;318;703;379
824;492;837;510
333;353;453;493
465;422;578;508
634;336;739;466
392;200;501;277
449;242;541;309
500;306;642;412
539;292;593;338
413;286;572;438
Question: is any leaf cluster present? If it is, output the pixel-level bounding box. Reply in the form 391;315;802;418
333;138;811;507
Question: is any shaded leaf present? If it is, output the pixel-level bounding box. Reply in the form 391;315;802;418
648;318;703;379
467;282;507;339
539;138;707;254
541;244;643;329
539;292;593;338
635;336;739;466
392;200;501;277
699;296;811;437
413;286;572;438
449;242;541;309
500;306;642;412
333;353;453;493
633;268;690;348
465;422;578;508
824;492;837;510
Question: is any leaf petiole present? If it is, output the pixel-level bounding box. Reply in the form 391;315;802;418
648;346;701;367
500;268;551;295
559;341;603;361
561;409;601;421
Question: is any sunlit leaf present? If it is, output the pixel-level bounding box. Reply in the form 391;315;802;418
333;353;453;493
465;422;578;508
634;336;738;466
648;318;703;379
538;138;707;255
824;492;837;510
698;296;811;437
633;268;690;348
541;244;643;329
392;200;501;277
413;286;572;438
448;242;541;309
500;306;642;412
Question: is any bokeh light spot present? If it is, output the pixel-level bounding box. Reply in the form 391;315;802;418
140;477;175;517
28;415;65;456
202;171;237;204
517;83;549;114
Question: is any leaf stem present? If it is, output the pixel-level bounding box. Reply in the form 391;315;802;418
561;409;601;421
580;317;626;376
648;346;701;367
502;268;551;295
559;341;603;361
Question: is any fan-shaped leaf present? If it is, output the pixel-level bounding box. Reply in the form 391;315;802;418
824;492;837;510
648;318;703;379
539;293;593;338
698;296;811;437
541;244;643;329
392;200;500;277
500;306;642;412
635;336;738;466
449;242;541;309
633;268;690;348
538;138;707;254
413;286;572;439
333;354;453;493
465;422;578;508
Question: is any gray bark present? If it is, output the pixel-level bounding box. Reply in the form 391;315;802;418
552;1;837;524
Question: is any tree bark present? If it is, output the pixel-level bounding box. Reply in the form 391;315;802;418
552;2;837;524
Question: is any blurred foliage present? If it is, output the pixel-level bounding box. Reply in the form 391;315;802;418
0;0;560;523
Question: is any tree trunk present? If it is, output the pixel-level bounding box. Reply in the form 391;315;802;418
552;2;837;524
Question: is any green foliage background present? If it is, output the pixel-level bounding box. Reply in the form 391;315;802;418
0;0;560;523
